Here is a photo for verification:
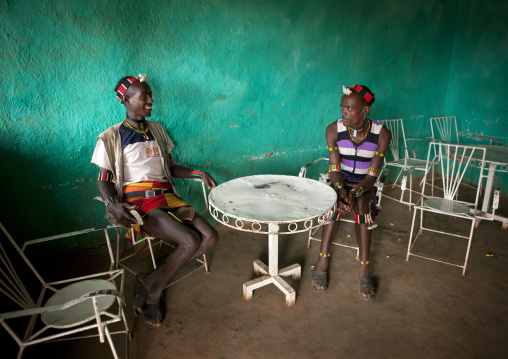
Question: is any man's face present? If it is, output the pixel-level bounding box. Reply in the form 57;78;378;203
340;93;368;128
125;82;153;119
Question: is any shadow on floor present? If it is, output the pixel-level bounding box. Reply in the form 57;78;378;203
3;184;508;359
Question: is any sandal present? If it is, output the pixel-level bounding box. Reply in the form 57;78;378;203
142;302;163;328
132;275;148;316
358;278;376;301
312;270;328;292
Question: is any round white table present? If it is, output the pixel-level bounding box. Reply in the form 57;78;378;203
461;145;508;229
208;175;336;306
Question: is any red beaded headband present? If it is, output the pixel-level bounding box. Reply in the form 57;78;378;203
343;84;375;105
116;74;147;103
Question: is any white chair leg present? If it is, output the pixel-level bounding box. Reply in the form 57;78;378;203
406;206;419;261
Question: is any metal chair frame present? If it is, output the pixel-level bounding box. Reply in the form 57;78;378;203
379;119;438;208
0;222;129;359
406;142;486;275
102;179;210;288
429;116;481;197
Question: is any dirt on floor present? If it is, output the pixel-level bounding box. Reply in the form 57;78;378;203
3;185;508;359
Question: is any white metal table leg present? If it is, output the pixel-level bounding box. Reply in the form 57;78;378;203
242;223;301;306
481;164;496;213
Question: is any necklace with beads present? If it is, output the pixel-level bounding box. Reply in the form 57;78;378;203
123;119;150;141
348;119;371;143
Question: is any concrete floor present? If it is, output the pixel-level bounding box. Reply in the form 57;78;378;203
3;186;508;359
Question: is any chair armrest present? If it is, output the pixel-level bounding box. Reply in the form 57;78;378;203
299;157;329;178
0;289;125;321
21;225;121;252
47;269;125;287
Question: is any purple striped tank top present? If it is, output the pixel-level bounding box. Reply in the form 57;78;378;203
336;119;383;183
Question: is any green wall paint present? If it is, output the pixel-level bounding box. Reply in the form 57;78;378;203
1;0;507;243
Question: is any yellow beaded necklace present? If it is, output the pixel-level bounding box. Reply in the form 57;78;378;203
123;119;150;141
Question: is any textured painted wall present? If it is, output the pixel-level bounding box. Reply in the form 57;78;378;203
0;0;506;243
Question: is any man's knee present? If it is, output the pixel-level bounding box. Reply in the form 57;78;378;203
177;231;201;255
202;226;219;250
354;194;371;214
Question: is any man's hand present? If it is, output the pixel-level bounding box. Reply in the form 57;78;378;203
107;203;139;227
337;187;355;215
200;171;217;190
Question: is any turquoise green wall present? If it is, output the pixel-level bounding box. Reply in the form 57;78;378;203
1;0;506;243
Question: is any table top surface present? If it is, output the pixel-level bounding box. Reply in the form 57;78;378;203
208;175;336;223
471;145;508;165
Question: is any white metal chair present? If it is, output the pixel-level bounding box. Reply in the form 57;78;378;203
429;116;482;196
100;179;210;287
430;116;459;145
0;222;129;359
298;157;386;258
379;119;437;208
406;143;486;275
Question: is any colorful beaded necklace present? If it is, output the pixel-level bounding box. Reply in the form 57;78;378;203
123;119;150;141
348;120;371;143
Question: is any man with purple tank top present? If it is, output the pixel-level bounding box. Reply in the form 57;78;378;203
312;84;392;301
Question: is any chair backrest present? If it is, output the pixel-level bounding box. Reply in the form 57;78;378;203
0;222;46;312
378;119;408;162
430;116;459;145
422;143;486;206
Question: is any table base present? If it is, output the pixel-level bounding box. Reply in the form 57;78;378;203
243;260;301;306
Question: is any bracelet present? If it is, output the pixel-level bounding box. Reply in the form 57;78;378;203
104;196;116;207
192;170;201;178
98;172;113;182
334;182;343;191
367;167;380;177
351;186;364;197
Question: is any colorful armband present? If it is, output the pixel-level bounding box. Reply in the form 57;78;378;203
98;172;113;182
334;182;343;191
330;164;340;172
367;167;380;177
192;170;202;178
355;213;373;225
328;146;338;152
104;196;116;207
374;151;385;158
351;185;364;197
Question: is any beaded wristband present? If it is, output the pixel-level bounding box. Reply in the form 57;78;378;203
374;151;385;158
334;182;343;191
319;252;330;257
367;167;379;177
104;197;116;207
192;170;201;178
360;260;370;265
352;185;364;197
98;172;113;182
330;164;340;172
328;146;338;152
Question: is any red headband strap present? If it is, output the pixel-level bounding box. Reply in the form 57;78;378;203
350;84;375;105
116;77;139;103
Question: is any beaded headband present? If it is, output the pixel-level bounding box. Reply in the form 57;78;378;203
342;84;375;105
116;74;147;103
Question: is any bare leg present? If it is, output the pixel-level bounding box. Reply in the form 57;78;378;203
313;219;340;291
354;191;375;299
136;209;218;326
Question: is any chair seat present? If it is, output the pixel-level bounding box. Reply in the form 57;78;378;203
423;198;471;214
388;158;429;169
41;279;117;328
